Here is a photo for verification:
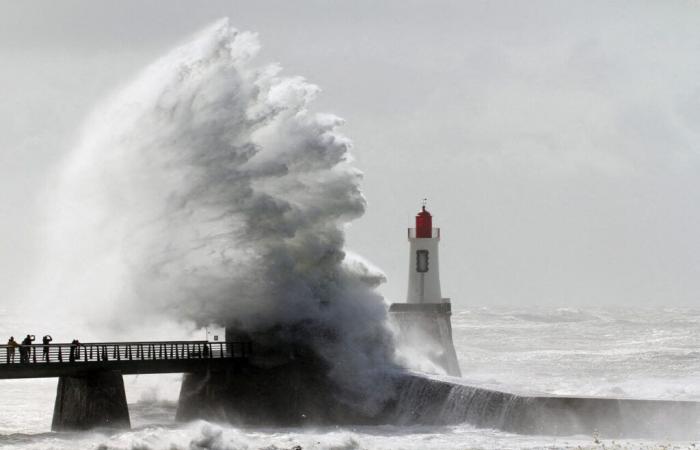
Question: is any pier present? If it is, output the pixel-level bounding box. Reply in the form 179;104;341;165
2;339;698;438
0;340;251;430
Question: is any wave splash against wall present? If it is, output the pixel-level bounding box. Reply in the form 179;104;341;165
43;18;396;412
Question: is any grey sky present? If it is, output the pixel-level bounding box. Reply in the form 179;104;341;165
1;1;699;308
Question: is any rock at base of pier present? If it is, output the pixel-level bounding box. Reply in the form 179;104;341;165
52;370;130;431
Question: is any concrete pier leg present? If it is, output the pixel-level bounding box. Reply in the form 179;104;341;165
52;370;130;431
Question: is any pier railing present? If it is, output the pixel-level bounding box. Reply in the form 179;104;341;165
0;341;251;365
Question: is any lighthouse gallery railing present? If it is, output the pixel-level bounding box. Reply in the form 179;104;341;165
408;227;440;239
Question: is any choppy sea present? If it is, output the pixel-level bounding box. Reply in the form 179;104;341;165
1;306;698;449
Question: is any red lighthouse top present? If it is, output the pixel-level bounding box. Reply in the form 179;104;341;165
415;205;433;238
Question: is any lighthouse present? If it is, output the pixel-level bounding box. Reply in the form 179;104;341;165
389;202;461;377
407;205;444;304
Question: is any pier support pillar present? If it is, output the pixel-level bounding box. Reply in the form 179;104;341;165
52;370;130;431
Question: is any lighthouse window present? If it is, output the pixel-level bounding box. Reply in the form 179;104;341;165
416;250;429;273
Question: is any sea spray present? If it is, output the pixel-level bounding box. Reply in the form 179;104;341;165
40;18;396;411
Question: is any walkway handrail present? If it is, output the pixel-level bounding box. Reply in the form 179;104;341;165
0;340;252;365
3;340;210;347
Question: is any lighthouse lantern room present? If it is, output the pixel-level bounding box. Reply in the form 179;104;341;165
407;203;445;304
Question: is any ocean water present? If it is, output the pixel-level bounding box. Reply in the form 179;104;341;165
0;306;698;449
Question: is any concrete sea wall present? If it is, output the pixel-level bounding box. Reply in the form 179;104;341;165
176;366;700;439
386;374;700;439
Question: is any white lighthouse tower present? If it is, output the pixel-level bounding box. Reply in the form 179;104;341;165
389;202;461;377
407;204;445;304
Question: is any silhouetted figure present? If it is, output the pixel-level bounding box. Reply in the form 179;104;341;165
42;335;52;362
6;337;19;363
19;339;26;363
20;335;34;363
69;339;80;362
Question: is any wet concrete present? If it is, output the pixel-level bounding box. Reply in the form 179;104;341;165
52;371;130;431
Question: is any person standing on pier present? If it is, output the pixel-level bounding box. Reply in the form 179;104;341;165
6;337;19;363
42;335;52;362
20;335;34;363
69;339;81;362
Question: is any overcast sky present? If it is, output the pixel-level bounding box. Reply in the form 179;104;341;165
1;1;699;308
